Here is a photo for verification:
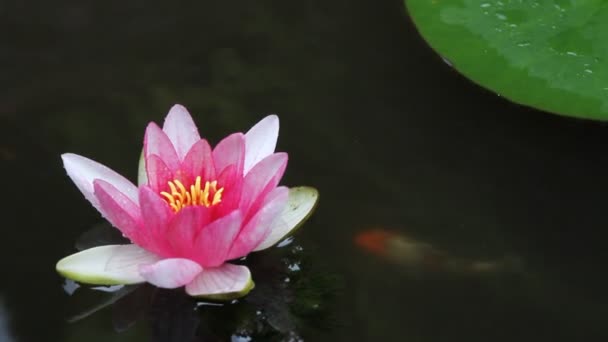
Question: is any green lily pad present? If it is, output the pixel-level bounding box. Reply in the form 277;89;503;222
406;0;608;120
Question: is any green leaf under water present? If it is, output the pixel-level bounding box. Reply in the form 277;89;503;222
406;0;608;120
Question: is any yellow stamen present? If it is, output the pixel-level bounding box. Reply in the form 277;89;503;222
160;191;176;205
201;181;209;206
161;176;224;213
212;188;223;205
168;182;178;196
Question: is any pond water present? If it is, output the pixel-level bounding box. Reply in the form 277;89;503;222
2;0;608;341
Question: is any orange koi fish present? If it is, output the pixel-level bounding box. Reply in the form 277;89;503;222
355;228;520;274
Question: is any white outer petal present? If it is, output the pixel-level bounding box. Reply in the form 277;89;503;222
162;104;201;160
244;115;279;174
137;150;147;186
254;186;319;251
56;245;160;285
185;264;254;299
139;258;203;289
62;153;139;214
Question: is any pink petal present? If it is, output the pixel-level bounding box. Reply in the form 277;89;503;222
145;154;174;193
62;153;139;214
228;187;288;259
239;152;288;218
93;180;144;245
144;122;179;172
138;186;173;256
166;206;212;257
212;164;243;217
244;115;279;174
185;264;253;298
212;133;245;177
162;104;201;160
138;258;203;289
181;139;215;184
192;210;242;267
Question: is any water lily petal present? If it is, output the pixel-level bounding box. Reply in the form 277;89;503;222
139;186;173;255
93;179;143;244
212;164;244;218
144;122;179;172
240;152;288;217
254;186;319;251
137;150;147;186
182;139;215;185
193;210;242;267
212;133;245;177
56;244;160;285
228;187;288;259
244;115;279;174
138;258;203;289
162;104;201;160
185;264;254;300
166;206;211;257
62;153;139;213
145;154;174;193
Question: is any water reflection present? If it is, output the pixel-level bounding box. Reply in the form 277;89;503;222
0;297;15;342
64;223;339;341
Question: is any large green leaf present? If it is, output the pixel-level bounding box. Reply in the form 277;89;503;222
406;0;608;120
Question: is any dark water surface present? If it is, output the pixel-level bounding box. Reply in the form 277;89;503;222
2;0;608;341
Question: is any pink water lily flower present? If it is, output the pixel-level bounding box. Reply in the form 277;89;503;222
56;105;318;299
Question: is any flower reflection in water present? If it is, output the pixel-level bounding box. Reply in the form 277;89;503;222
65;223;339;341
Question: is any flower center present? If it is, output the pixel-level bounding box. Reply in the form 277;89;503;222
160;176;224;213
